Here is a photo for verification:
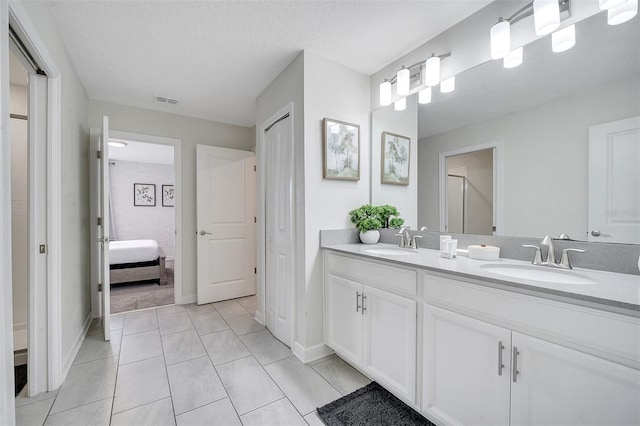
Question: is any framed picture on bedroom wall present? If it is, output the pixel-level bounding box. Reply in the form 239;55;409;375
134;183;156;206
162;185;175;207
381;131;410;185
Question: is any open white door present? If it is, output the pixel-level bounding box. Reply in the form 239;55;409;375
98;116;111;340
588;116;640;244
196;145;255;304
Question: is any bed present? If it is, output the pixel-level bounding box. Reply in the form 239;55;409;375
109;239;167;285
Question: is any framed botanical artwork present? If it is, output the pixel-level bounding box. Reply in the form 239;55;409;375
381;131;410;185
323;118;360;181
162;185;175;207
134;183;156;206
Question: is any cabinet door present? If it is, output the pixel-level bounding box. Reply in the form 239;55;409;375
363;286;417;403
511;332;640;426
423;305;511;426
325;273;363;366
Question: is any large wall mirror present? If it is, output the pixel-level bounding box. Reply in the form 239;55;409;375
372;13;639;243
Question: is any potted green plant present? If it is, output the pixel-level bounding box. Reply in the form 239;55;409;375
378;204;405;229
349;204;383;244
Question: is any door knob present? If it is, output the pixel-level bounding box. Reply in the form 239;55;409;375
591;230;611;237
199;230;212;236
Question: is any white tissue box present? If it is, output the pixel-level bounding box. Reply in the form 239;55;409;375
468;245;500;260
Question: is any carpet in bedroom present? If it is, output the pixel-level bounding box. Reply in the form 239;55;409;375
110;260;174;314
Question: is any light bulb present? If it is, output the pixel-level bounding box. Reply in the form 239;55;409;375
397;67;410;96
534;0;560;35
552;24;575;52
418;87;432;104
440;76;455;94
490;19;511;59
425;55;440;87
503;47;523;68
380;80;392;106
394;98;406;111
599;0;626;9
608;0;638;25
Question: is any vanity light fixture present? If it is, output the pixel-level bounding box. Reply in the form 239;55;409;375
599;0;627;9
534;0;561;35
108;139;128;148
397;66;410;96
425;54;441;87
394;98;407;111
380;79;392;106
490;18;511;59
418;87;432;104
552;24;576;52
440;76;455;93
503;47;524;68
607;0;638;25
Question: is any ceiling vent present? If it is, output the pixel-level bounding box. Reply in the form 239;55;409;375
155;95;178;105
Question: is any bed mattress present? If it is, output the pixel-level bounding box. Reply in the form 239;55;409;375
109;239;161;265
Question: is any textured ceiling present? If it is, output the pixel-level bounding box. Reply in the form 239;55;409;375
46;0;492;127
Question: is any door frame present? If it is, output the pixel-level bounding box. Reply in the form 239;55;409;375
256;102;296;349
90;130;183;317
1;1;63;422
438;141;503;235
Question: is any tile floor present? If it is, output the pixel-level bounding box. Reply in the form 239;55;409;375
15;295;371;425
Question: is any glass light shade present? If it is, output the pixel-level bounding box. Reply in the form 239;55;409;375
534;0;561;35
608;0;638;25
552;25;576;52
394;98;407;111
380;80;392;106
490;20;511;59
425;55;440;87
397;67;410;96
600;0;626;9
108;139;128;148
503;47;523;68
418;87;432;104
440;76;455;93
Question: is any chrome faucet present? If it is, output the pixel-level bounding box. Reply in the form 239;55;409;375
395;228;410;248
540;235;556;265
523;234;585;269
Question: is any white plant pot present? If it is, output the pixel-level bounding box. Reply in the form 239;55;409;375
359;230;380;244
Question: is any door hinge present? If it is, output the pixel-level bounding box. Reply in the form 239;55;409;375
254;267;257;274
254;165;256;172
39;244;46;254
254;217;257;223
98;284;103;292
97;217;102;226
97;150;102;159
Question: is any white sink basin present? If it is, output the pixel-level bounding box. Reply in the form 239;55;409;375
362;246;416;256
479;264;596;285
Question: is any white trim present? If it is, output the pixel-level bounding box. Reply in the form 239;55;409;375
292;341;334;364
438;141;503;234
257;102;296;348
180;294;196;305
61;312;92;381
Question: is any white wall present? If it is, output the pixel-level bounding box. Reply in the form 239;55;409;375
110;160;175;258
89;100;254;301
20;1;92;373
419;78;640;238
303;52;371;352
10;84;28;337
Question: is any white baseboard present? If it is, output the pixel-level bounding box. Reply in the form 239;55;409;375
292;341;333;364
166;256;175;262
180;294;196;304
254;310;265;325
61;311;92;382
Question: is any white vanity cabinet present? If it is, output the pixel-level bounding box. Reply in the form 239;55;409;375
423;273;640;426
324;252;417;403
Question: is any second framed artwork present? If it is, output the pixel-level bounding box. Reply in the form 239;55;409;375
381;131;410;185
323;118;360;181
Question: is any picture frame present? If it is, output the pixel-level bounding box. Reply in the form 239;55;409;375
162;185;175;207
381;131;411;185
134;183;156;206
323;118;360;181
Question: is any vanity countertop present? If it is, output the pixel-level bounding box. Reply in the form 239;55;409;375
323;243;640;316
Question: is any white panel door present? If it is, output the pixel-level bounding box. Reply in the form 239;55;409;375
423;305;511;426
324;273;363;367
196;145;255;304
588;116;640;244
98;116;111;340
265;116;294;346
363;286;417;403
511;332;640;426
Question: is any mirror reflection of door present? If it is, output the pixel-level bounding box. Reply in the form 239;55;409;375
445;148;494;235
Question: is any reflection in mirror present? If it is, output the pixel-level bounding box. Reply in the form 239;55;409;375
404;13;638;242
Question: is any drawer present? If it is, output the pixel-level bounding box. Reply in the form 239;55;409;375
325;252;417;297
423;273;640;370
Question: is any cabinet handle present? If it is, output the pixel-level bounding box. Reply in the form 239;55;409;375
361;294;367;315
512;347;520;383
356;292;361;313
497;341;505;376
